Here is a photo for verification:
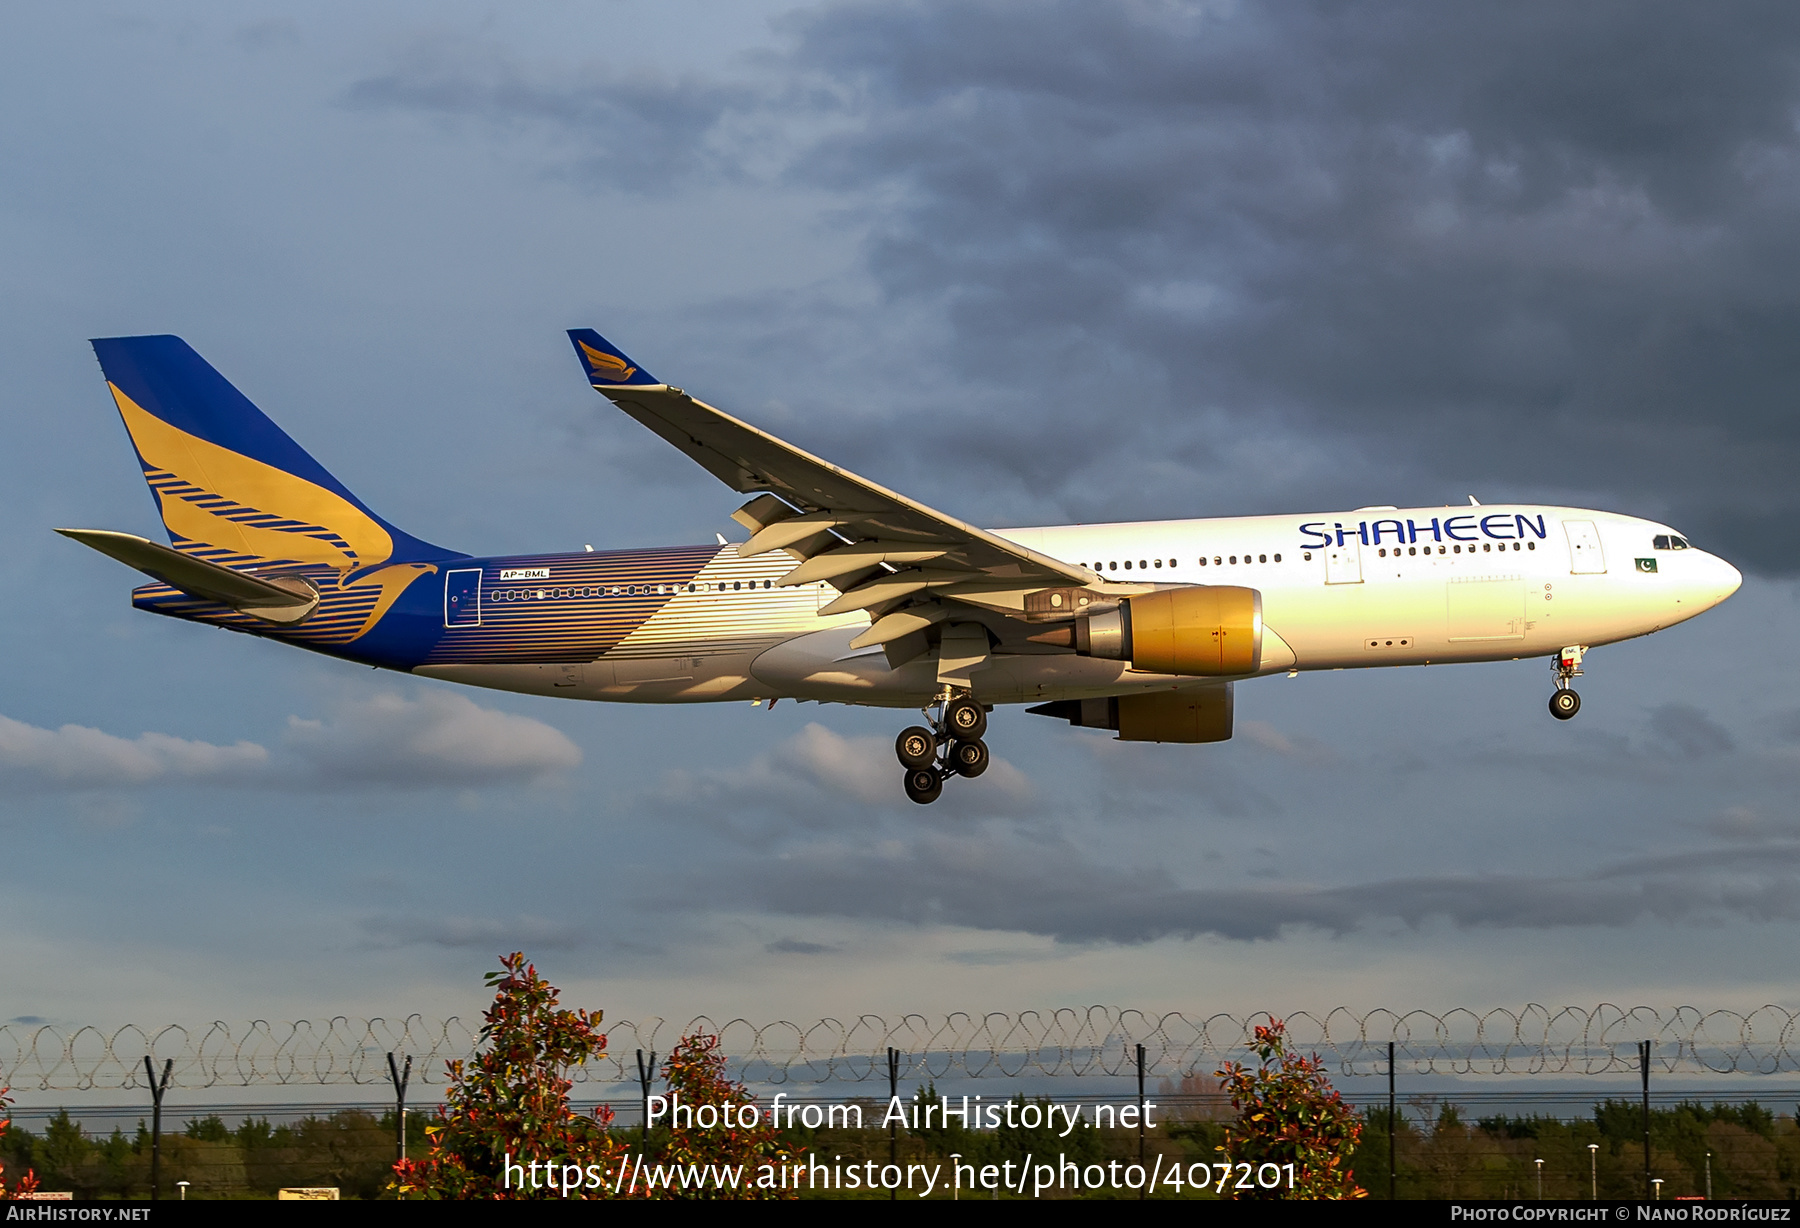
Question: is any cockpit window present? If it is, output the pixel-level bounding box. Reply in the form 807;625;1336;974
1652;535;1691;551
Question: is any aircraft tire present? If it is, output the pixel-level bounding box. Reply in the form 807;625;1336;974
950;738;989;778
896;726;937;769
1549;690;1581;720
903;767;944;805
944;697;987;740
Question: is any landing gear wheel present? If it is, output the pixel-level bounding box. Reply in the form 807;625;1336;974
950;738;989;778
1549;689;1581;720
903;767;944;805
896;726;938;769
944;697;987;741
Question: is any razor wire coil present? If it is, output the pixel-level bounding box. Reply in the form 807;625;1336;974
2;1006;1797;1092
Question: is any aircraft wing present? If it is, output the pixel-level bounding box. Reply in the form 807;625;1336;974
568;329;1100;646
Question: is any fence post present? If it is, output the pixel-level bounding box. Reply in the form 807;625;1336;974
887;1046;899;1203
1640;1039;1652;1199
387;1052;412;1169
636;1049;656;1143
1388;1040;1397;1201
1135;1042;1146;1199
142;1055;172;1200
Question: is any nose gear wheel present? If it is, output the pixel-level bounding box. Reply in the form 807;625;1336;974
1548;645;1587;722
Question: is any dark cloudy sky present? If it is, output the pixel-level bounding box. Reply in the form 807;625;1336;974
3;1;1798;1058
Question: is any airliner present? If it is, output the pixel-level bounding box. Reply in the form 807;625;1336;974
62;332;1743;803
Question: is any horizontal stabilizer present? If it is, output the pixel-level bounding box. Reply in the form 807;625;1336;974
57;529;319;624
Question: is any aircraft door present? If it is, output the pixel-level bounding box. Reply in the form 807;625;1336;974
1564;521;1606;574
1325;540;1362;584
444;568;483;626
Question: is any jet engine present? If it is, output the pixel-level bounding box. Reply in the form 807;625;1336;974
1029;585;1263;676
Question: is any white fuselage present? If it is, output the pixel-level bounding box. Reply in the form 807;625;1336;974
414;504;1741;707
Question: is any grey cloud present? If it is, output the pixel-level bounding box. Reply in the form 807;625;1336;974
785;2;1800;565
766;938;837;954
1771;710;1800;743
1646;703;1735;759
708;828;1800;943
1704;806;1800;842
344;42;757;190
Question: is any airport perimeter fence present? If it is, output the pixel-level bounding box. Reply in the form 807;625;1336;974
9;1007;1800;1198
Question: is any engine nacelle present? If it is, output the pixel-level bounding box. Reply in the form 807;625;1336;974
1026;685;1234;743
1073;585;1262;676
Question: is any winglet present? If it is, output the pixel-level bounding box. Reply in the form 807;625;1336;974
567;329;660;388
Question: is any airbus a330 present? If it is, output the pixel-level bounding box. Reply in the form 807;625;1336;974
63;332;1743;803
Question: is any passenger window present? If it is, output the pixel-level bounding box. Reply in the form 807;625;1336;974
1378;548;1387;558
1199;557;1208;567
1139;560;1147;569
1527;542;1535;551
1483;543;1491;552
1229;555;1237;564
1154;559;1163;568
1123;560;1132;570
1258;554;1267;563
1273;553;1281;562
1303;551;1312;561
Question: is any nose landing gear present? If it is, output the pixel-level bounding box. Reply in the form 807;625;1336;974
1549;645;1586;721
895;692;991;803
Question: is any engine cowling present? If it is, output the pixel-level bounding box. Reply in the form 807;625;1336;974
1027;685;1234;743
1074;585;1262;676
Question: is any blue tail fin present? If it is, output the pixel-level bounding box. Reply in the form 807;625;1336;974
90;335;458;575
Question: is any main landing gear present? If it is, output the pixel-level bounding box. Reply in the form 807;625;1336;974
895;694;990;805
1548;645;1586;721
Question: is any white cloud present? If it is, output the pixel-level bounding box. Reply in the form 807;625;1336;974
0;714;267;787
282;690;581;786
0;691;579;793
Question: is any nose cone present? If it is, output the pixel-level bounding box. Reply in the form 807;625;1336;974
1699;552;1742;608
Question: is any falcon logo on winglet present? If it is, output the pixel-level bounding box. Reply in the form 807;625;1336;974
568;330;657;386
579;341;635;383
